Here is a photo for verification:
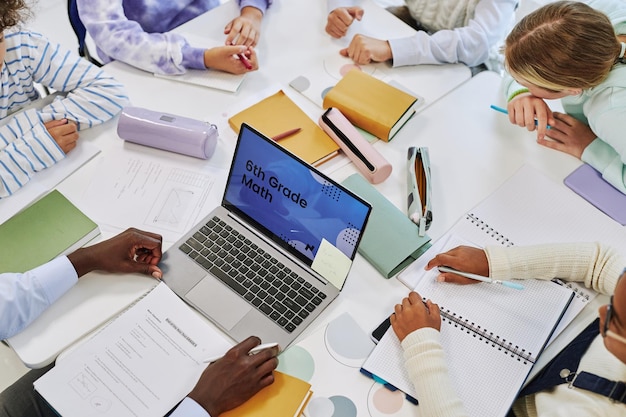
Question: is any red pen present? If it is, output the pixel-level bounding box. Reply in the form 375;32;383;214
237;53;253;70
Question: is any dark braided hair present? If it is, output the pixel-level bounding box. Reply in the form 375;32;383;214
0;0;30;33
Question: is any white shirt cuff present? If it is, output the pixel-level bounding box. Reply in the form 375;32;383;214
169;397;211;417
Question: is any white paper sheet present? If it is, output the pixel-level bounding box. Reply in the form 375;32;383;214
0;141;100;224
82;143;228;244
34;283;232;417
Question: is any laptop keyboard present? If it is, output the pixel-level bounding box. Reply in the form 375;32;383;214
179;216;327;333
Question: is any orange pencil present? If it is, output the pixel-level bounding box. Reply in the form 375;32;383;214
271;128;301;141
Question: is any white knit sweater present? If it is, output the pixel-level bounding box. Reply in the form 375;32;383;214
405;0;481;32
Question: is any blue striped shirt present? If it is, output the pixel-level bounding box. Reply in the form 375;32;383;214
0;29;129;198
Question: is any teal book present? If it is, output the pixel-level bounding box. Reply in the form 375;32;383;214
341;174;431;278
0;190;100;273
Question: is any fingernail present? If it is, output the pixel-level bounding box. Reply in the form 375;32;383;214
152;271;162;280
436;275;445;282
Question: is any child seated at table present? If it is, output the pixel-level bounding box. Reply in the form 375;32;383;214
76;0;271;75
503;0;626;194
392;242;626;416
325;0;517;71
0;0;129;198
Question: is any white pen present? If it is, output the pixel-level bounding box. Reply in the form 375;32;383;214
437;266;525;290
203;342;280;363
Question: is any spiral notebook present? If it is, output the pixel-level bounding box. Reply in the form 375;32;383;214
398;164;626;337
362;233;574;417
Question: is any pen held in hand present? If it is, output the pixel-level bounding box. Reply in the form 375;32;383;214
271;128;301;141
437;266;525;290
237;53;253;70
490;105;551;130
203;342;279;363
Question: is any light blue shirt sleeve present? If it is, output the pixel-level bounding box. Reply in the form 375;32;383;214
388;0;517;67
0;256;78;340
169;397;211;417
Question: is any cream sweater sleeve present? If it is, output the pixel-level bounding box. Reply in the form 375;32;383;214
401;328;469;417
485;242;623;295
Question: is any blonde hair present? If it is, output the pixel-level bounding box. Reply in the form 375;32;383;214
504;1;621;91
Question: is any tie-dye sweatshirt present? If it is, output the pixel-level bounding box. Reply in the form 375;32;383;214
77;0;270;74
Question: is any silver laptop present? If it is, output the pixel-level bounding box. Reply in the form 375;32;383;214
162;123;371;348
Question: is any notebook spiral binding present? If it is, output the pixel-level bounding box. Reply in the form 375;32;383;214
552;278;592;301
438;306;535;364
466;213;514;247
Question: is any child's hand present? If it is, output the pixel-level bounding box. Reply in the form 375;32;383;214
326;7;364;38
224;6;263;47
45;119;78;154
539;112;597;159
203;46;258;74
390;292;441;342
507;93;554;140
339;34;391;64
425;246;489;285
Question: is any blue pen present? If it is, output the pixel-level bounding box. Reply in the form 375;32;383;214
438;266;525;290
490;105;551;129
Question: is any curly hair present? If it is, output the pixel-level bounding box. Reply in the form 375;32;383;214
504;1;620;91
0;0;30;33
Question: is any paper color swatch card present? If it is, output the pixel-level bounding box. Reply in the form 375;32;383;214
228;90;340;166
278;312;417;417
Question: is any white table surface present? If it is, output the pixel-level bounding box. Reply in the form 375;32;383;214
6;0;471;368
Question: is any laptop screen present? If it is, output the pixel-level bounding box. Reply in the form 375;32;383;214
223;124;371;287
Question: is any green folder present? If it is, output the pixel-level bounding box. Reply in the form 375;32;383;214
0;190;100;273
342;174;431;278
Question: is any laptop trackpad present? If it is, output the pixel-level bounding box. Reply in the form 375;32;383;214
185;277;251;330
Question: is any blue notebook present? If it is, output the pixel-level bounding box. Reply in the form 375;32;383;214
564;164;626;226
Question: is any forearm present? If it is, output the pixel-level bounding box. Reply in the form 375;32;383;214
581;98;626;194
401;328;468;417
0;113;66;198
581;139;626;194
77;0;191;74
239;0;271;14
485;242;624;295
0;257;77;339
390;0;516;67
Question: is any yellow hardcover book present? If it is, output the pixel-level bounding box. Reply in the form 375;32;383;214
221;370;312;417
228;90;339;166
322;69;417;142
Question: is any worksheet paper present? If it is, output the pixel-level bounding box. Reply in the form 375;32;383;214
82;145;227;243
34;283;233;417
0;141;100;224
